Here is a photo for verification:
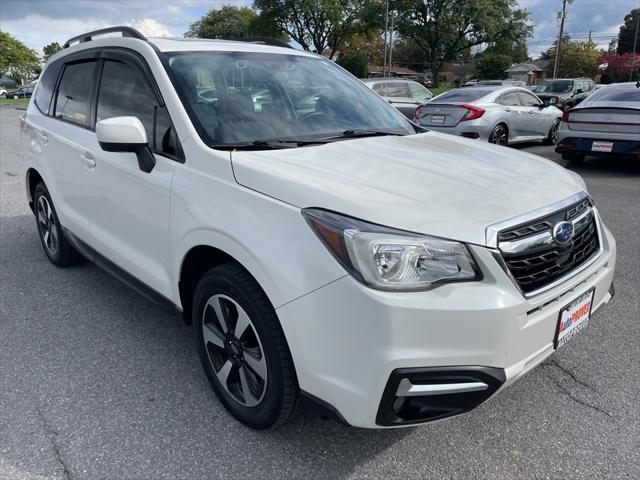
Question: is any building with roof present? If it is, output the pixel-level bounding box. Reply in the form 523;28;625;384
505;62;544;85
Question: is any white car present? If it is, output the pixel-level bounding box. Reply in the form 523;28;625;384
20;27;616;429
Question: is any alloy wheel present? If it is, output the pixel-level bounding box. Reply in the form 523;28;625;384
550;120;560;145
491;126;508;146
37;195;59;256
202;294;268;407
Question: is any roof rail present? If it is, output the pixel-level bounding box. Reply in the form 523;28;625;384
226;37;293;49
63;26;147;48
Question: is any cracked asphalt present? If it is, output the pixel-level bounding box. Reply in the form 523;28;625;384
1;105;639;479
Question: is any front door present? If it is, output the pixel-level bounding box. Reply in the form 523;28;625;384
83;52;182;299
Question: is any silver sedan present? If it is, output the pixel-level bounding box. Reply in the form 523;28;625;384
414;86;563;146
556;82;640;163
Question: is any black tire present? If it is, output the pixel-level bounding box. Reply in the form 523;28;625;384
33;183;83;267
193;264;299;429
489;124;509;146
544;119;560;145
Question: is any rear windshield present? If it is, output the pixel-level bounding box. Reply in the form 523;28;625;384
431;88;489;103
536;80;573;93
163;51;414;148
582;86;640;105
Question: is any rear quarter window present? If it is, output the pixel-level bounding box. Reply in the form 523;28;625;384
34;61;62;114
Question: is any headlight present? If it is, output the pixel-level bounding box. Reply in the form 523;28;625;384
549;97;558;104
303;209;481;291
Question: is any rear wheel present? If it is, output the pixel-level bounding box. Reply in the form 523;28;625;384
544;119;560;145
193;264;299;429
33;183;83;267
489;124;508;146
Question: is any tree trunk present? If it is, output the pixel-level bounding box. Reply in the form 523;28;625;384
431;63;441;88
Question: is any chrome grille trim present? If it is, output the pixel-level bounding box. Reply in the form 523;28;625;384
487;193;604;298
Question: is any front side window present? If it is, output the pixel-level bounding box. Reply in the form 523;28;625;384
164;51;414;148
97;60;179;157
408;82;430;99
54;61;96;126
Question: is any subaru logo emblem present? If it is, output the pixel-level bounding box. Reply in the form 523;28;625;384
553;221;574;245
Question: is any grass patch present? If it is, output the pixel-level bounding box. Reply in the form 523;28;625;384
430;86;454;96
0;97;29;106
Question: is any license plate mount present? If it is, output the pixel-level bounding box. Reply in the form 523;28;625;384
554;288;595;349
431;114;445;124
591;141;613;153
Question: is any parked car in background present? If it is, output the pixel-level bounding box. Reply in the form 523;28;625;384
535;78;595;110
362;78;433;118
563;84;605;110
415;86;562;146
403;74;433;87
556;82;640;163
11;86;35;99
0;87;7;97
476;80;527;87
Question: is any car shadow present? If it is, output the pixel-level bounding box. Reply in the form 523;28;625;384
0;214;411;479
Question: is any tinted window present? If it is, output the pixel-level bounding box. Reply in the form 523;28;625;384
386;82;411;97
435;88;490;103
500;92;521;106
518;91;541;107
97;60;178;157
54;61;96;126
34;62;61;114
536;80;573;93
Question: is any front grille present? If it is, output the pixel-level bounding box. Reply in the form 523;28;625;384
498;198;600;294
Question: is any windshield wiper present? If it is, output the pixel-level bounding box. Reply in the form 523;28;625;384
320;129;406;141
211;139;325;150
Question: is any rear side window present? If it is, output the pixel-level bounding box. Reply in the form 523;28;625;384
34;62;62;114
386;82;410;97
97;60;179;158
499;92;521;106
54;61;96;126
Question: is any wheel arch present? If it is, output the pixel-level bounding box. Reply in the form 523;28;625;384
26;168;44;212
176;236;283;326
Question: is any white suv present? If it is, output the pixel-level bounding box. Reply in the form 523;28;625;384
21;27;616;429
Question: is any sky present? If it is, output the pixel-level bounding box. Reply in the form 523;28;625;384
0;0;637;60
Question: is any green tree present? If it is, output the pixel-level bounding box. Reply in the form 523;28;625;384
616;8;640;54
186;5;283;40
337;51;368;77
43;42;62;62
544;40;601;78
475;52;512;79
253;0;380;59
0;31;41;85
394;0;532;87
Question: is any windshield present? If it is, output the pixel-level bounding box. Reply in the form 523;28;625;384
536;80;574;93
431;88;490;103
582;86;640;105
164;51;415;148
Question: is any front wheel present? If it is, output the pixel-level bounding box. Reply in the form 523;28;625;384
193;264;299;429
489;124;509;146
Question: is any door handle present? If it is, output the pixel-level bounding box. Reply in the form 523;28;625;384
81;152;96;169
504;107;512;112
528;110;535;114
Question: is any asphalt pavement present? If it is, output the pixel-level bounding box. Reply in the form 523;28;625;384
1;105;638;480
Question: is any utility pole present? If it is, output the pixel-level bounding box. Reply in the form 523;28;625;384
389;11;395;75
588;29;591;43
553;0;569;79
383;0;389;77
630;15;639;81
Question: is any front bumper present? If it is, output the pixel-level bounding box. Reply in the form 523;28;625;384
276;221;616;428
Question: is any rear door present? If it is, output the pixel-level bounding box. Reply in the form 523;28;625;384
34;58;99;239
82;50;181;298
497;91;525;138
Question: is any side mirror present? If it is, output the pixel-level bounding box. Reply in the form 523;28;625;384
96;116;155;173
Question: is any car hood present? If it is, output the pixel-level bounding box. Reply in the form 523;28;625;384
231;132;584;246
